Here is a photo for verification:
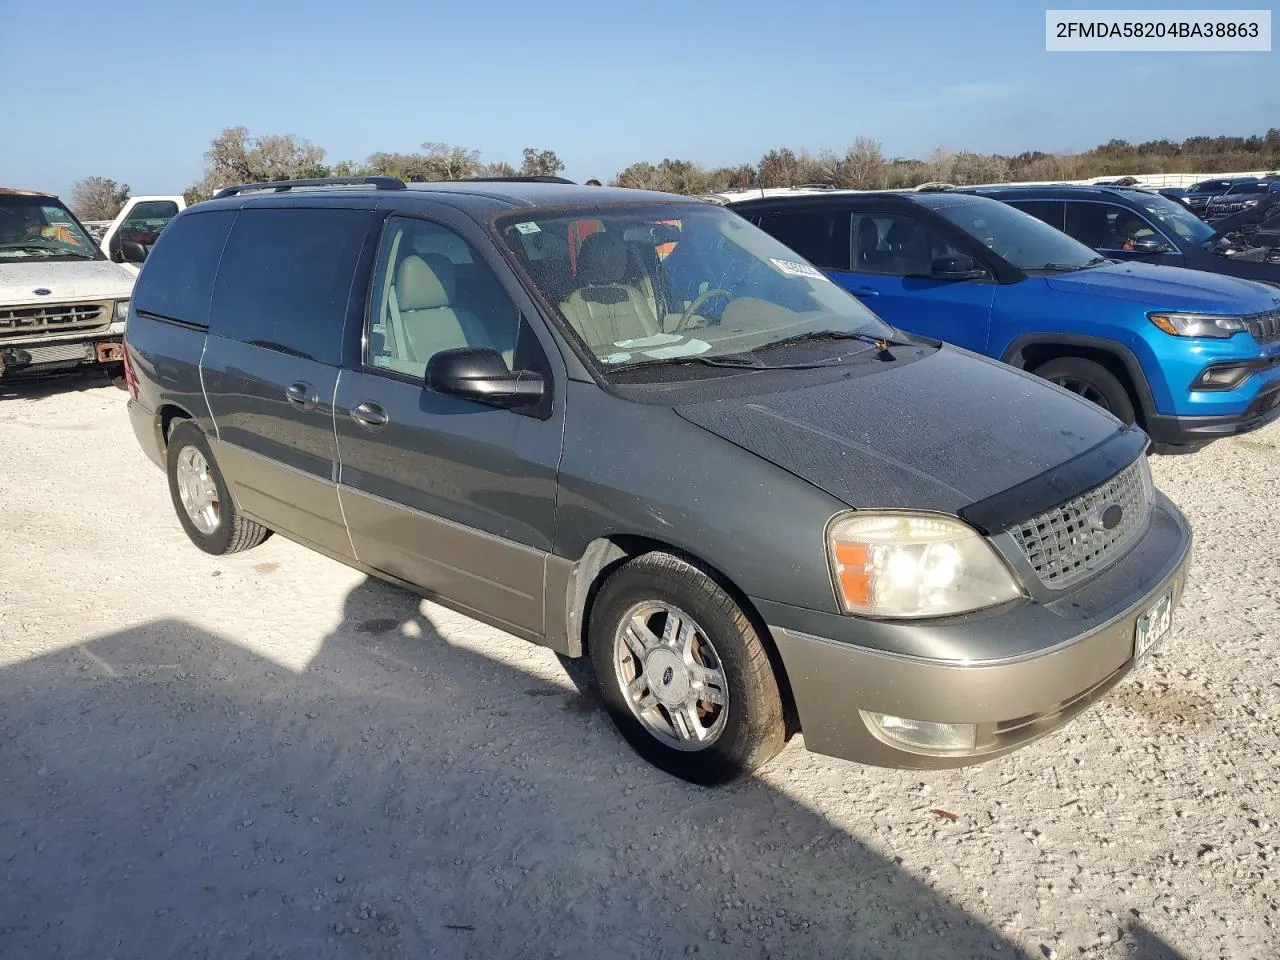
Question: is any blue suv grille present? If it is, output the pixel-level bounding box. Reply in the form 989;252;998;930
1246;309;1280;346
1010;456;1154;591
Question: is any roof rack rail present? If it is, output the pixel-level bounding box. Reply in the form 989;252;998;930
212;176;407;199
454;175;576;184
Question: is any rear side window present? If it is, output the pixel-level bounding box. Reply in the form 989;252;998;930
1008;200;1065;231
131;211;236;327
210;208;369;364
756;210;851;271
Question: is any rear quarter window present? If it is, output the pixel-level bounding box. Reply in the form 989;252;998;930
132;210;237;327
210;208;370;364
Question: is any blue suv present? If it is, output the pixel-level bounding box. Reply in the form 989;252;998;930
725;190;1280;452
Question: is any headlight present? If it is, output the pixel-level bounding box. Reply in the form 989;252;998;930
1148;312;1246;338
827;512;1021;619
115;300;130;322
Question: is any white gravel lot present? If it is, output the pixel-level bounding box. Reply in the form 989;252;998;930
1;376;1277;960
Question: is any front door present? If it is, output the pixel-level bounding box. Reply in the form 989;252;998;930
1062;201;1184;266
334;212;564;638
829;209;996;352
201;205;377;559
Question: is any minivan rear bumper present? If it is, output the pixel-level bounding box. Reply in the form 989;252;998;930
128;397;165;471
763;499;1192;769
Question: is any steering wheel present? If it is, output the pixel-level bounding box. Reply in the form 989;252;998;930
673;288;732;333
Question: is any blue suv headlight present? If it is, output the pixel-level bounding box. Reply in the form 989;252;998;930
1148;312;1247;338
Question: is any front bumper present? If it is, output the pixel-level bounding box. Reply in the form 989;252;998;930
0;322;126;379
1145;379;1280;450
763;497;1193;769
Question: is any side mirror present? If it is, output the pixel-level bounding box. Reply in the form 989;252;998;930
1129;238;1173;254
119;239;148;264
425;347;544;408
930;253;988;281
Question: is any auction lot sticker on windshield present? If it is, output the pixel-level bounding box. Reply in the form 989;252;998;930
769;258;829;281
514;221;541;235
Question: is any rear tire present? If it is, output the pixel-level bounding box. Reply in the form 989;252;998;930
166;420;271;555
588;552;786;785
1033;356;1136;425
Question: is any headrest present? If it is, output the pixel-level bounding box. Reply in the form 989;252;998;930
577;232;628;285
396;254;454;311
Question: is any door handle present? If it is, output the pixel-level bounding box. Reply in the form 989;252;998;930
285;382;317;410
851;286;880;297
349;401;389;428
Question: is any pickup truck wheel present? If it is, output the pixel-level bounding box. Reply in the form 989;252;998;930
166;421;271;555
588;552;786;785
1033;357;1136;425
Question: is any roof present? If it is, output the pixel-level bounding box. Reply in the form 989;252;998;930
0;188;54;198
957;183;1168;202
201;177;693;214
722;188;991;213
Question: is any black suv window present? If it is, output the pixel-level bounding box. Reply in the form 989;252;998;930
754;210;851;271
1064;202;1160;251
1008;200;1065;231
211;208;368;364
367;216;519;377
131;210;236;327
850;212;960;276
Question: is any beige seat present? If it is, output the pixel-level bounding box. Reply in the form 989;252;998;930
395;253;501;365
559;233;660;351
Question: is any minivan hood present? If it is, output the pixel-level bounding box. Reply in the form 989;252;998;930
674;347;1124;518
1044;260;1277;313
0;259;135;306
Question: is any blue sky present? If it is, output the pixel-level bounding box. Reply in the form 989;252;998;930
3;0;1277;198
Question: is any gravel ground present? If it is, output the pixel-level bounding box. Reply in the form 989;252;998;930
1;376;1278;960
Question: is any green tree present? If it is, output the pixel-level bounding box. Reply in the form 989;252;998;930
519;148;565;178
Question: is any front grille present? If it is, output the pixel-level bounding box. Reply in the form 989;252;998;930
1246;309;1280;346
0;302;109;338
1010;456;1154;590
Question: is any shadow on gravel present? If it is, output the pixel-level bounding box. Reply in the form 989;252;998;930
0;576;1192;960
0;366;125;401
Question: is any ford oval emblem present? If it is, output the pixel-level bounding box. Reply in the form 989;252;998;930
1090;503;1124;532
32;288;51;296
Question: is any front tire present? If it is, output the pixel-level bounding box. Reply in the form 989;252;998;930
165;420;271;555
588;552;786;785
1033;356;1136;425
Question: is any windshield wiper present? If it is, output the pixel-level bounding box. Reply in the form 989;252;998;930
754;328;905;360
1033;256;1110;272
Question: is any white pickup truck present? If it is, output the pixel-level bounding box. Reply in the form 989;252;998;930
97;195;186;276
1;188;138;380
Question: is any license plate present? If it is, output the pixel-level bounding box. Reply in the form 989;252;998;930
1134;590;1173;661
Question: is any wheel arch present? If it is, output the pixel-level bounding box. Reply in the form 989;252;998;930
157;402;198;446
561;535;800;738
1002;334;1156;427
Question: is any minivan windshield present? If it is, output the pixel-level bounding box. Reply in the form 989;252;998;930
1130;192;1215;244
0;194;102;261
497;203;893;369
932;198;1102;271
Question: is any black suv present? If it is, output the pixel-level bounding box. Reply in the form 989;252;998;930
122;176;1191;784
1181;177;1258;216
961;184;1280;287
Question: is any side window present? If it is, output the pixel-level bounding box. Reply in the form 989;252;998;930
756;210;851;270
119;200;181;249
850;212;960;277
1064;203;1159;251
211;208;368;364
132;210;236;327
367;216;519;378
1008;200;1065;231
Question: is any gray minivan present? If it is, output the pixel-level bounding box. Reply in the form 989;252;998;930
123;176;1192;785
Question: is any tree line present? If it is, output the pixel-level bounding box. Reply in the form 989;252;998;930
70;126;1280;220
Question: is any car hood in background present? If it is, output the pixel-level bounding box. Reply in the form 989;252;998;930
1209;195;1280;239
0;259;135;306
1045;260;1278;313
674;346;1125;518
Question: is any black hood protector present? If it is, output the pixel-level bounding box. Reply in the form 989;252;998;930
675;347;1139;529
